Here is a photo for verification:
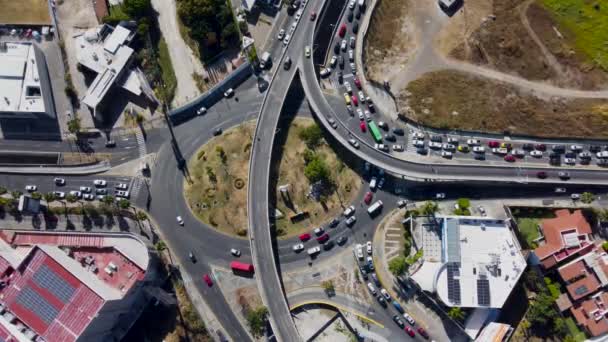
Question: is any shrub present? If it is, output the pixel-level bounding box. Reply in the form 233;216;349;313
298;124;323;148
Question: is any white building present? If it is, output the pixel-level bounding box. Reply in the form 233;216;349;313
75;24;148;116
412;216;526;308
0;42;55;120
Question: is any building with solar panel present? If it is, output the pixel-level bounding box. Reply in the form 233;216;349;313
412;216;526;309
0;230;152;342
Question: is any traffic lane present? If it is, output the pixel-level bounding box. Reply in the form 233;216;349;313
0;174;133;196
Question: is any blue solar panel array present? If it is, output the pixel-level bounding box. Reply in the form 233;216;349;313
447;263;461;305
33;265;75;303
477;278;490;306
16;287;59;324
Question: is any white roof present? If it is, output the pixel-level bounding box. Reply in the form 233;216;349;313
103;25;131;54
0;42;45;113
431;217;526;308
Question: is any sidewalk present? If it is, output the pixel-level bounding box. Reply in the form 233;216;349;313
372;209;458;342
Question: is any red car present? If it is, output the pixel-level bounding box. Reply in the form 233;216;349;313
364;191;373;204
299;233;311;242
354;77;361;88
338;23;346;37
317;233;329;243
488;140;500;148
504;155;515;162
203;274;213;287
359;121;367;132
417;327;429;339
535;143;547;151
405;326;415;337
536;171;548;179
352;95;358;106
310;11;317;20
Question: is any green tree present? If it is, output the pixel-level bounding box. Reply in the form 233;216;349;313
0;197;10;207
123;0;152;18
155;241;167;251
448;307;465;321
527;292;559;328
456;198;470;209
30;192;42;200
102;195;115;206
118;199;131;209
66;194;78;203
136;211;148;221
304;157;331;183
246;306;268;337
216;146;227;164
44;192;56;203
67;115;81;134
420;201;438;216
299;124;323;148
11;191;22;200
581;192;595;204
0;186;6;195
302;149;317;165
388;256;407;276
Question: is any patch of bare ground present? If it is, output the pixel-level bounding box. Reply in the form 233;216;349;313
449;0;558;82
434;0;493;56
363;0;415;83
526;2;608;90
400;70;608;138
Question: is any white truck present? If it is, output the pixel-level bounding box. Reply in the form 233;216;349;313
259;51;271;69
308;246;321;256
367;200;383;216
358;0;366;8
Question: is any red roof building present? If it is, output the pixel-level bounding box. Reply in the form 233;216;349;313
0;231;150;342
534;209;593;269
558;245;608;337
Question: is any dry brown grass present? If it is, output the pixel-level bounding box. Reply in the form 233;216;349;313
401;70;608;138
61;152;108;165
363;0;414;83
274;118;361;238
0;0;52;25
184;122;254;236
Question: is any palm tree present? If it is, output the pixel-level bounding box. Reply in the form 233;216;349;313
136;211;148;221
65;194;78;203
44;192;56;203
448;307;465;321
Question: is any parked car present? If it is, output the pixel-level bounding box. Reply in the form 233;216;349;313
25;185;37;192
349;138;360;148
392;315;405;329
53;191;65;199
323;240;335;250
299;233;311;242
558;171;570;180
337;236;347;245
79;186;91;193
293;243;304;252
345;216;356;226
116;190;130;198
223;88;234;98
203;274;213;287
364;191;373;204
83;194;94;201
405;326;415;337
54;178;66;186
343;205;356;216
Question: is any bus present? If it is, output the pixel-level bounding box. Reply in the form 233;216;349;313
367;200;383;217
230;261;254;273
368;121;382;143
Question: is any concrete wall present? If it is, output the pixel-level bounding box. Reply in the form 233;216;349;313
169;62;253;125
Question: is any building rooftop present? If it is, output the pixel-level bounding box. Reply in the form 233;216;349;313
571;292;608;337
0;231;149;342
534;210;593;266
0;42;46;114
415;217;526;308
75;24;141;110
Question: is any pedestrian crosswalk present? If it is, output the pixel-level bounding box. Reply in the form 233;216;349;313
130;177;144;199
131;130;147;200
135;130;147;157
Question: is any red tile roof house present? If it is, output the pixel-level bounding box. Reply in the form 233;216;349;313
557;245;608;337
533;209;594;270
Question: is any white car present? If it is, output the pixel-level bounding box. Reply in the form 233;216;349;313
295;9;302;20
441;151;453;159
392;144;404;152
397;199;407;208
492;147;508;155
69;190;82;198
53;191;65;199
116;183;128;190
355;244;364;260
357;108;364;120
277;28;285;40
367;282;376;295
176;216;184;225
442;143;456;151
290;22;297;32
467;139;481;146
283;34;291;45
223;88;234;98
350;62;356;73
447;137;459;144
116;190;130;198
230;248;241;257
436;193;446;199
530;150;543;158
555;188;567;193
598;151;608;158
403;312;416;326
348;0;356;9
343;205;355;217
564;158;576;165
358;91;365;103
366;241;372;254
79;186;91;193
429;142;442;149
570;145;583;151
413;140;425;147
293;243;304;252
196;106;207;115
25;185;37;192
380;288;391;300
364;110;371;122
308;246;321;256
413;132;425;139
366;256;374;270
345;216;356;226
472;146;485;153
369;177;377;190
513;149;525;157
83;193;94;201
349;139;360;149
345;82;352;94
319;68;331;77
348;49;354;61
93;179;107;187
314;227;324;236
330;56;338;68
375;144;389;152
341;40;347;51
54;178;66;186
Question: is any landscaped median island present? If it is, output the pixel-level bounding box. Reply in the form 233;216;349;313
400;70;608;138
184;118;361;238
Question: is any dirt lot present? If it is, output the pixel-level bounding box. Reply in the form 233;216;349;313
449;0;608;90
401;70;608;138
274;118;361;238
363;0;416;83
0;0;51;25
184;122;254;237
